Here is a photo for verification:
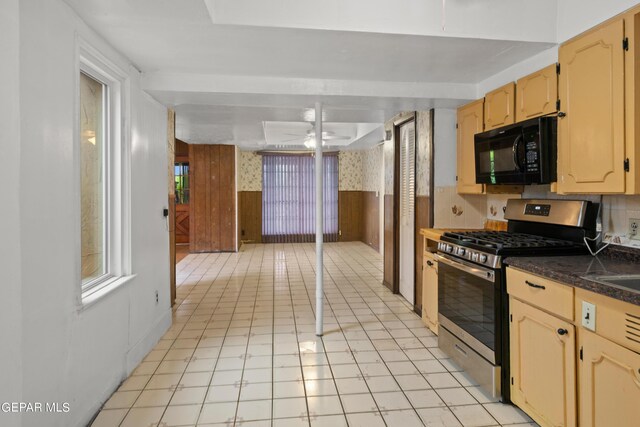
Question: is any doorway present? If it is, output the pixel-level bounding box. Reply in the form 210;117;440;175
174;139;190;263
398;119;416;304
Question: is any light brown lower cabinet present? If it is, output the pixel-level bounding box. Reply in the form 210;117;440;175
421;252;438;335
578;328;640;427
509;297;576;427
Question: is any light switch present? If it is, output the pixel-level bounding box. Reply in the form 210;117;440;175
582;301;596;332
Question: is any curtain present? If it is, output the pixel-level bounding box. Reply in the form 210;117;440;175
262;154;338;243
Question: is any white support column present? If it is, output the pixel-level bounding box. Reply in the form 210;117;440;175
315;101;324;337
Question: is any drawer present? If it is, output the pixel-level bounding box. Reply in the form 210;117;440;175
507;267;574;321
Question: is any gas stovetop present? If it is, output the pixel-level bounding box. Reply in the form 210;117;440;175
442;231;582;252
438;231;587;269
437;199;599;269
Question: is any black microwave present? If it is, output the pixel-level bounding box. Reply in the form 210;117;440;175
474;116;557;185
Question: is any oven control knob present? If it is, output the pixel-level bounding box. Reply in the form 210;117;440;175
471;253;479;262
445;245;453;253
457;248;466;256
479;254;488;263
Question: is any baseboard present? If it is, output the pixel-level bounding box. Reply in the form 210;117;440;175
383;280;396;292
361;239;379;252
125;308;173;374
78;308;172;427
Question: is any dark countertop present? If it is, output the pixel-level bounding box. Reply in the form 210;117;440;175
504;245;640;306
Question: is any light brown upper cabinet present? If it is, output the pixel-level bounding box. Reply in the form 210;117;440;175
557;18;626;194
484;82;515;131
456;99;485;194
515;64;558;122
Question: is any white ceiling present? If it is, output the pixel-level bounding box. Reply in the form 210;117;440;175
65;0;560;150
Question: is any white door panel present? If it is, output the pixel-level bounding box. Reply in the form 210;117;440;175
399;120;415;305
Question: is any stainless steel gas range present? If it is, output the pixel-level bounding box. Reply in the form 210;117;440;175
436;199;599;402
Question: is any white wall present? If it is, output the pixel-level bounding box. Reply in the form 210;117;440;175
15;1;171;426
208;0;558;43
0;1;23;426
478;0;640;96
557;0;640;42
432;108;487;229
477;47;559;97
433;109;457;187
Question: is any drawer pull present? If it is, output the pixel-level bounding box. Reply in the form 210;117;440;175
557;328;569;336
526;280;546;290
426;261;434;267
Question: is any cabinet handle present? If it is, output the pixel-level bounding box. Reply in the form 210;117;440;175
426;261;434;267
558;111;566;118
557;328;569;336
525;280;546;290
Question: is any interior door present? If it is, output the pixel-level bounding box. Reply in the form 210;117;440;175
399;120;415;304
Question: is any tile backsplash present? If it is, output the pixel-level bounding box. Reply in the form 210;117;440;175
436;183;640;248
433;186;487;229
593;194;640;248
486;193;521;222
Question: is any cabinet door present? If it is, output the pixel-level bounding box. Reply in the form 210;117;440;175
516;64;558;122
422;252;438;335
456;99;485;194
510;298;576;427
579;329;640;427
484;82;515;130
557;18;625;194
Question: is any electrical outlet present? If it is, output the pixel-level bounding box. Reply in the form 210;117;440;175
155;290;159;304
582;301;596;331
630;218;640;239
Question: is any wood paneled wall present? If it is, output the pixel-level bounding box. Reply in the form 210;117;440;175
414;195;431;313
219;146;235;250
239;191;262;243
175;139;189;159
238;189;377;247
189;144;236;252
383;195;396;291
339;191;363;242
362;191;380;251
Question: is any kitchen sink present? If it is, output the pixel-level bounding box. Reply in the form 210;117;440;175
586;275;640;293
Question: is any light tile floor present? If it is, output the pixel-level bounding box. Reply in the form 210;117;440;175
91;242;537;427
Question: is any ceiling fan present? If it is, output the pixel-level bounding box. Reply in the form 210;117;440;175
280;123;351;148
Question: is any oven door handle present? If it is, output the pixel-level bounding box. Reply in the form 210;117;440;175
433;253;495;283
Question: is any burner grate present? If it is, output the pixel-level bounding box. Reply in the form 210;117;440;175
443;231;578;250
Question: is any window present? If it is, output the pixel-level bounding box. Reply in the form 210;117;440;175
80;71;107;284
262;154;338;243
174;162;190;205
78;41;131;301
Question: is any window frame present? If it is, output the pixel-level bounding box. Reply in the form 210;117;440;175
76;39;133;306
